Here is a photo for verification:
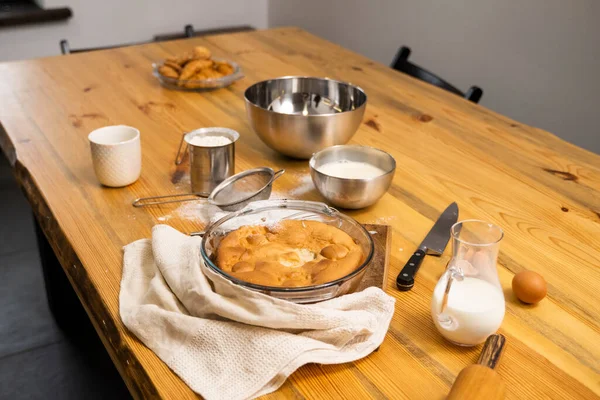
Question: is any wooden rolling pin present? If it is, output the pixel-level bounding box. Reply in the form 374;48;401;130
447;334;507;400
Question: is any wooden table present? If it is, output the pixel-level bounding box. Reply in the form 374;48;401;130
1;27;599;400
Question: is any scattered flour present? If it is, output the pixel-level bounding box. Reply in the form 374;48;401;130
367;215;398;225
288;174;315;197
270;190;288;200
272;172;314;200
174;173;191;191
154;200;226;226
156;200;328;230
174;200;229;225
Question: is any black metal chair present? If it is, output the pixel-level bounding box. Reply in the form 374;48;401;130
60;24;255;55
184;24;195;38
59;38;149;55
391;46;483;103
59;24;194;55
153;24;255;42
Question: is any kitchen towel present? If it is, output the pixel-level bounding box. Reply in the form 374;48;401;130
120;225;395;400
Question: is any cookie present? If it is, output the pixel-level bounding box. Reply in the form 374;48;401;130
215;62;234;76
200;68;223;79
193;46;211;60
158;65;179;79
179;59;213;80
163;60;182;73
166;52;194;66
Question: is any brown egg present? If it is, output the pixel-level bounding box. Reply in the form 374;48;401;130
512;271;547;304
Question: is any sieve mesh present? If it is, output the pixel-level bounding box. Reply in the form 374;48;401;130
211;170;274;206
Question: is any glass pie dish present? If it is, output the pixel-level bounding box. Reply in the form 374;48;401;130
200;200;374;303
152;59;243;91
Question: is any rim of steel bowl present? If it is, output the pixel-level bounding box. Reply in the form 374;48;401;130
243;76;368;117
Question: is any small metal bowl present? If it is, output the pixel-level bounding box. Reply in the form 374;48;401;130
309;145;396;209
244;76;367;159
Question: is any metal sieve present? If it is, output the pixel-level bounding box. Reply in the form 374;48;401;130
208;167;284;211
133;167;284;209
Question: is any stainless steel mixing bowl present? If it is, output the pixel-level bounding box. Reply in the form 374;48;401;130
310;145;396;209
244;77;368;159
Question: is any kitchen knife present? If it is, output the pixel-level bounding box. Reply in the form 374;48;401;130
396;202;459;291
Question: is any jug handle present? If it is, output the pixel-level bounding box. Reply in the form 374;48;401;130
175;133;188;165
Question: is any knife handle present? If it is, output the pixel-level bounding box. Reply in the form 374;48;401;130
396;249;426;291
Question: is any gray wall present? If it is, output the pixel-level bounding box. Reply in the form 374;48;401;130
1;0;268;61
3;1;598;154
269;0;600;154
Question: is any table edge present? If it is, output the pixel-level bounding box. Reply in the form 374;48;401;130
0;121;162;399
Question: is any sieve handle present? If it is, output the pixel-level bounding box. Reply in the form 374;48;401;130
132;192;209;207
272;169;285;181
175;133;188;165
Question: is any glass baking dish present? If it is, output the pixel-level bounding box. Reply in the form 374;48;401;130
200;200;374;303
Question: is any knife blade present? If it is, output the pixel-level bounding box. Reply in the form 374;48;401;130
396;202;459;291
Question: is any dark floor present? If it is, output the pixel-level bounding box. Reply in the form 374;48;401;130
0;156;131;399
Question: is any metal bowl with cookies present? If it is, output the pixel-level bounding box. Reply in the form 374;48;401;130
153;46;243;91
200;200;375;303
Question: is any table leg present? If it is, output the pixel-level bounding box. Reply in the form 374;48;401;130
34;215;90;339
33;214;132;397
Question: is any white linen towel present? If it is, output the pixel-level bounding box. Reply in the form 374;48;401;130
120;225;395;400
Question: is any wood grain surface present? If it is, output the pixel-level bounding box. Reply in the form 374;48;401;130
447;365;506;400
448;335;507;400
0;27;599;399
357;224;391;292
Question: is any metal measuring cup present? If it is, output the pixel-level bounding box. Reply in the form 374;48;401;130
132;127;240;207
175;127;240;194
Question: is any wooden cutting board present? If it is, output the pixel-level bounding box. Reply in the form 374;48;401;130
356;224;392;292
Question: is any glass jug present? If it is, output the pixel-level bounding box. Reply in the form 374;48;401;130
431;220;505;346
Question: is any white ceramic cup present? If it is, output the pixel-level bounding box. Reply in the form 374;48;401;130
88;125;141;187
